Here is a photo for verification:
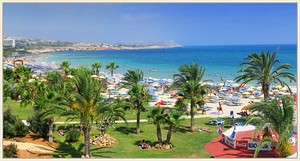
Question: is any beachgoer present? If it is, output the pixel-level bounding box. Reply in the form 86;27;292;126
138;139;146;149
59;129;65;136
218;102;224;114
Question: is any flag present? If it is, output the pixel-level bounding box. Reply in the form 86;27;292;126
289;128;295;138
217;123;223;135
231;114;235;124
231;125;236;140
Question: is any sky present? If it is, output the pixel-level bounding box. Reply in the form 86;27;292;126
3;3;297;46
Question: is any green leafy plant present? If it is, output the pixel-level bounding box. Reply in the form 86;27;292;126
65;129;80;143
3;108;28;139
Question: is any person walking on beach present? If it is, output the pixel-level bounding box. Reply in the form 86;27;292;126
218;102;224;114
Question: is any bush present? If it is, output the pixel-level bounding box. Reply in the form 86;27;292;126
65;129;80;143
27;111;49;138
3;143;18;158
3;108;28;139
278;141;292;158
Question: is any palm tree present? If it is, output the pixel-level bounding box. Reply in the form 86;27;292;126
234;49;296;100
128;84;152;134
35;89;68;143
245;96;294;158
147;106;166;145
165;110;184;144
95;98;127;136
173;63;212;132
122;69;144;88
14;65;33;81
106;62;119;77
60;61;71;75
91;62;101;75
64;67;103;158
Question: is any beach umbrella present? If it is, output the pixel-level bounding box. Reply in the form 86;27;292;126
247;88;254;92
108;86;115;90
241;104;251;111
254;90;261;95
40;78;47;82
280;86;289;91
232;83;240;87
218;83;225;86
28;79;35;82
243;92;251;95
255;86;262;90
152;82;160;87
230;96;239;101
154;101;165;106
272;89;279;94
177;96;184;99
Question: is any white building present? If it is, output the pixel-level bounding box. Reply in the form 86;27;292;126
3;38;16;48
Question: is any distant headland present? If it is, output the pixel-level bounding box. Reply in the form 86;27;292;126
3;36;182;54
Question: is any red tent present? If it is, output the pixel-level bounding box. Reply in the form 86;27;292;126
154;101;166;106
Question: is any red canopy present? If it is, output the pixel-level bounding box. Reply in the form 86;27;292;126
154;101;166;106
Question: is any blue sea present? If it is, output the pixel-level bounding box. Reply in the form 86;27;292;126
43;44;297;85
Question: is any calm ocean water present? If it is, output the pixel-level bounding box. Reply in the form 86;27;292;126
43;44;297;85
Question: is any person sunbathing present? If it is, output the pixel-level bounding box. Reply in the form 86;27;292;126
58;129;66;136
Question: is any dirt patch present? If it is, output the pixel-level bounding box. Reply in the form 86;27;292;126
4;134;59;158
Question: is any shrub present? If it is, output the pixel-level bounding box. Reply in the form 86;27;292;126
3;108;28;139
3;143;18;158
27;111;49;138
277;141;293;158
65;129;80;143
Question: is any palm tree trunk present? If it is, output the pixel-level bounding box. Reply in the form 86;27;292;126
136;108;141;134
83;124;91;158
157;124;163;145
190;100;195;132
96;69;99;75
111;70;114;77
48;116;54;143
262;83;269;100
166;124;173;144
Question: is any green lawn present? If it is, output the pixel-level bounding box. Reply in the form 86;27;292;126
3;99;34;120
4;99;149;121
52;117;233;158
4;99;237;158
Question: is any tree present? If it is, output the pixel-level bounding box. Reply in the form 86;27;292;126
14;65;33;82
165;110;184;144
91;62;102;75
64;67;103;158
147;106;166;145
127;84;152;134
234;49;296;100
60;61;71;75
245;96;295;158
106;62;119;77
95;98;127;136
173;63;211;132
122;69;144;88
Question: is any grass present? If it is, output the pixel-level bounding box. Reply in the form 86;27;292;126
4;99;241;158
3;99;34;120
52;117;233;158
4;99;149;122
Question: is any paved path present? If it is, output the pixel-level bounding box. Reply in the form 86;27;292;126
3;141;56;154
54;112;231;125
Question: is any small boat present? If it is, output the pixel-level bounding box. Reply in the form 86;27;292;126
150;69;156;72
